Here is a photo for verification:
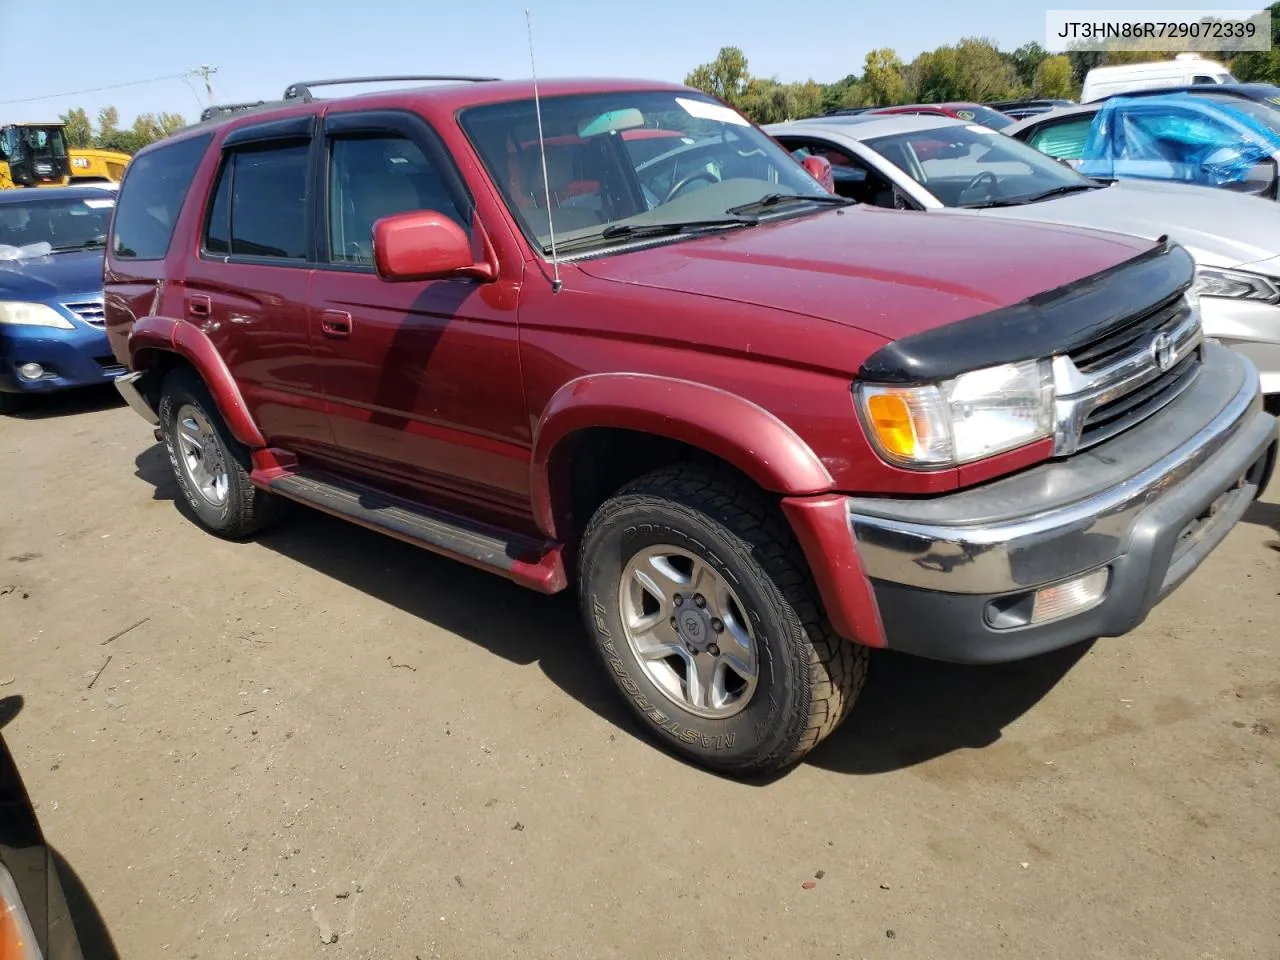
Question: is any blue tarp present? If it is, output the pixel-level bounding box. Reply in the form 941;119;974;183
1077;92;1280;190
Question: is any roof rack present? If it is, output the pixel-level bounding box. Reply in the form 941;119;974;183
281;75;500;102
198;100;276;122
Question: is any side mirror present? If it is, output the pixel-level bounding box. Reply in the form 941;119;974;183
800;154;835;193
373;210;495;283
1246;158;1278;199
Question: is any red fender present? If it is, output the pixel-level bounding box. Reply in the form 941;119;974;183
129;315;266;449
530;373;834;540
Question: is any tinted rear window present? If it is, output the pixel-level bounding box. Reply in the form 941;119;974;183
110;133;211;260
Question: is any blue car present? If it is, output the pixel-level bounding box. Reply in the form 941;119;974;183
0;186;120;413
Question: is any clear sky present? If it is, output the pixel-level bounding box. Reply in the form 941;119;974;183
0;0;1255;126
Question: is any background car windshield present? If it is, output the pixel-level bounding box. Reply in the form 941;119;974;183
0;195;115;250
459;91;828;250
958;105;1015;130
863;124;1090;206
1203;95;1280;137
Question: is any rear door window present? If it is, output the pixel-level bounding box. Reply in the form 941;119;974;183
110;133;211;260
1027;117;1095;160
203;142;309;261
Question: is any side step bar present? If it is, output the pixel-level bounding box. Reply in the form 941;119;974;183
263;471;567;593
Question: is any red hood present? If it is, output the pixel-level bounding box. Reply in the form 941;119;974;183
575;206;1155;340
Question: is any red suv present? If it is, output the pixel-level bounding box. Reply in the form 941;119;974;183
105;76;1277;776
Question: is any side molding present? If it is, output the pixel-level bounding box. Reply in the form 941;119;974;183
530;373;835;539
129;315;267;449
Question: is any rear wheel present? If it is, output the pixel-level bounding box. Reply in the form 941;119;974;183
158;367;282;538
578;464;868;776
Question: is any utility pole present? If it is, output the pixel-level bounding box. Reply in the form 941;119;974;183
193;65;218;105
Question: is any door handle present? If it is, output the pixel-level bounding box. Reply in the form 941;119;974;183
188;295;212;318
320;310;353;339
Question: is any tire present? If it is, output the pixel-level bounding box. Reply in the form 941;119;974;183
0;392;22;415
158;366;283;539
578;464;869;776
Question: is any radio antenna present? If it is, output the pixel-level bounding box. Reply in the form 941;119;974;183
525;7;562;293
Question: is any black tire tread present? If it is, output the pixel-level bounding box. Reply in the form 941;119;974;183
581;462;868;773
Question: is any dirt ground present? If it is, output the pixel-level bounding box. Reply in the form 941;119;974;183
1;386;1278;960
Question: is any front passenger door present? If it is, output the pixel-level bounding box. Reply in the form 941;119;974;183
308;110;530;521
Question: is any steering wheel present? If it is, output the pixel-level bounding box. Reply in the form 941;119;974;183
960;170;1000;202
664;169;719;203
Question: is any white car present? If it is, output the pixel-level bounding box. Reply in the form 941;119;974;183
768;114;1280;395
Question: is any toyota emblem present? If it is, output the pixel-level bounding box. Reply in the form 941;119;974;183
1150;332;1175;372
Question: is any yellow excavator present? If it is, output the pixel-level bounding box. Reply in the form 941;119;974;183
1;121;130;189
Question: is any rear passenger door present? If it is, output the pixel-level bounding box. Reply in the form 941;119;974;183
308;110;529;521
183;117;331;451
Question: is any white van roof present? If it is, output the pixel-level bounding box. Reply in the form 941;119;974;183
1081;58;1234;101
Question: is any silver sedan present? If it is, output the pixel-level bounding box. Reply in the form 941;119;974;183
767;113;1280;395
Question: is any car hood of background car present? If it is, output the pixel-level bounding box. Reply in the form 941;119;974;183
574;205;1154;340
963;179;1278;270
0;249;104;301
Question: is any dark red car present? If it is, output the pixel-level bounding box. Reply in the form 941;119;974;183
867;101;1017;130
105;76;1277;776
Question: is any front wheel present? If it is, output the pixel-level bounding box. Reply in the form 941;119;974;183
578;464;868;776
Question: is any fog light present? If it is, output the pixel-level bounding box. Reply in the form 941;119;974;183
1031;567;1110;624
17;363;43;381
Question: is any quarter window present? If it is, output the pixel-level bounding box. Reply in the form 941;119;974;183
111;133;211;260
203;142;309;260
326;134;466;266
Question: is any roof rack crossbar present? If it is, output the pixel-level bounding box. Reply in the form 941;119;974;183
282;75;501;102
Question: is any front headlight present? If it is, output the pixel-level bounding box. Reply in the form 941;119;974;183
1193;267;1280;302
856;358;1055;468
0;301;74;329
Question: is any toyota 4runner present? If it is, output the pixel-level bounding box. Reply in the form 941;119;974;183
104;76;1278;776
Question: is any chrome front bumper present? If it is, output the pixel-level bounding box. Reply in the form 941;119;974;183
847;342;1277;663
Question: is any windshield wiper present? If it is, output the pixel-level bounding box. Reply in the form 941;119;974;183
724;193;853;215
546;217;756;254
53;238;107;252
969;183;1101;209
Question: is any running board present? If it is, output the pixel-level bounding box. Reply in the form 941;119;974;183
262;470;567;593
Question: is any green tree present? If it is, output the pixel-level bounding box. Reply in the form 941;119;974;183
1229;2;1280;82
1033;55;1075;98
684;46;751;106
95;106;119;147
908;47;963;103
860;48;908;106
157;112;187;137
820;73;860;114
951;37;1024;102
1008;42;1049;89
60;108;94;148
132;113;163;144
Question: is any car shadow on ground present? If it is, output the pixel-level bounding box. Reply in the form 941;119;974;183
7;385;123;421
133;443;1087;780
1243;497;1280;551
1;696;120;960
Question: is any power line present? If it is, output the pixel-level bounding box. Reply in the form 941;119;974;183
0;71;201;106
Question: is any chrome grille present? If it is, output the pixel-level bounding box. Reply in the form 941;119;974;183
1052;295;1203;456
63;297;105;326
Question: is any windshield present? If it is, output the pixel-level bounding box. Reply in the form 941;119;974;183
459;90;831;253
954;105;1015;130
0;195;115;252
19;125;68;161
863;123;1094;207
1202;95;1280;136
